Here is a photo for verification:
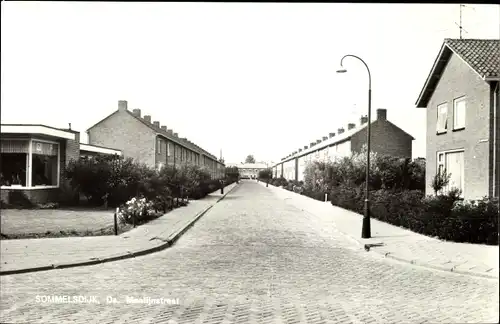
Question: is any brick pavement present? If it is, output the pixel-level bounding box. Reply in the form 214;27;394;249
0;180;498;323
259;181;499;279
0;182;238;275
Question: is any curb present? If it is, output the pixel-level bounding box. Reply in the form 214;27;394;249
261;181;499;280
0;183;240;276
373;250;499;280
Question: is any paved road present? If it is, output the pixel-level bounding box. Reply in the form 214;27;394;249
1;181;498;323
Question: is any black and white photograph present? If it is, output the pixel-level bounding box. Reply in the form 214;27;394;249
1;1;499;323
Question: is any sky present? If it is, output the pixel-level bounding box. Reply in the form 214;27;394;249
2;2;499;165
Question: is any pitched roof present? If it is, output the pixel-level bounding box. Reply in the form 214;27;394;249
445;39;500;79
228;163;269;169
274;118;414;167
416;38;500;108
125;111;217;160
86;108;218;161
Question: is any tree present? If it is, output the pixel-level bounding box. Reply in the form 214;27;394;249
431;168;451;195
225;166;240;182
245;155;256;163
258;169;273;187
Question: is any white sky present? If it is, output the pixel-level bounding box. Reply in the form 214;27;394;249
2;3;499;164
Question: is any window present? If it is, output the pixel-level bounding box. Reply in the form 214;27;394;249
453;97;466;130
437;150;464;196
167;143;171;157
1;153;28;186
31;141;58;186
1;139;59;188
437;103;448;133
157;139;162;154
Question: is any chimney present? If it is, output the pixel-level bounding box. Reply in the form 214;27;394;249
322;136;328;141
329;132;335;138
310;142;315;147
68;123;71;130
161;126;167;131
377;109;387;121
153;121;160;128
118;100;127;111
144;115;152;123
174;132;179;137
168;130;173;135
299;149;302;152
304;145;308;149
360;115;368;125
348;123;356;130
132;109;141;117
316;139;321;144
338;127;345;134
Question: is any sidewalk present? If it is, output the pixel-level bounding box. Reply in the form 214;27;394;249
260;182;499;279
0;182;239;276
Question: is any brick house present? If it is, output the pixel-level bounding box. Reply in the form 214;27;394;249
272;108;414;181
86;100;224;179
415;39;499;199
0;124;121;205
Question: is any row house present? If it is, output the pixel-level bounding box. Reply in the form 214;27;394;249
1;124;121;205
415;38;499;199
87;100;224;179
272;108;414;181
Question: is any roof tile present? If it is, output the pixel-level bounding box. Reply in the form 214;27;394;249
444;38;500;78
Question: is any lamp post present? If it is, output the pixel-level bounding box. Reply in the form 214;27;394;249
336;54;372;239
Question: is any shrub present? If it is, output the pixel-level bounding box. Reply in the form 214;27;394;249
272;177;288;187
258;168;273;181
57;177;81;207
330;184;498;245
448;197;499;244
65;156;146;207
225;166;240;183
117;196;159;225
431;168;451;195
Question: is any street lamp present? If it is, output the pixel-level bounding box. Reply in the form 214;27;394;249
336;54;372;239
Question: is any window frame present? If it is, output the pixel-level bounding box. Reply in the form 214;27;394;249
453;96;466;131
436;102;448;134
157;138;162;154
436;148;465;197
1;137;60;190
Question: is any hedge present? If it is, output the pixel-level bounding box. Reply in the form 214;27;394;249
330;184;498;245
267;149;498;245
63;155;231;209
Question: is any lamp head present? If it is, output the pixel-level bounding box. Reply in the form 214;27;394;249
336;68;347;73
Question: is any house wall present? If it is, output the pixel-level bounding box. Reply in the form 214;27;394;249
1;188;60;206
350;120;413;158
425;52;491;200
88;110;156;168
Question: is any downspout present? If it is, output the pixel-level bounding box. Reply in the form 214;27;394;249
494;81;500;198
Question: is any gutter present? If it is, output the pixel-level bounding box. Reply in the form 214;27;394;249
484;76;500;82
